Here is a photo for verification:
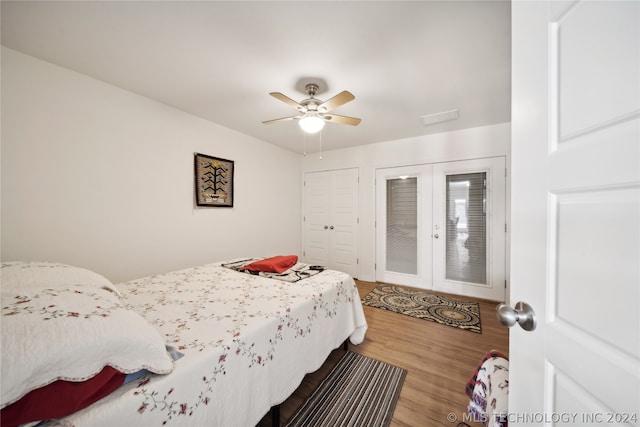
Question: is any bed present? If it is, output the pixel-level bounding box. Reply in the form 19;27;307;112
1;258;368;426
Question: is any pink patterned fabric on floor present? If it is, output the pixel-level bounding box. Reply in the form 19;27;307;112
465;351;509;427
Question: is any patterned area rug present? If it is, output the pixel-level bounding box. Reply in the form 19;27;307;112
362;284;482;333
285;351;406;427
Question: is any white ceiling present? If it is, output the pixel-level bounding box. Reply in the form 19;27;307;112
1;1;511;154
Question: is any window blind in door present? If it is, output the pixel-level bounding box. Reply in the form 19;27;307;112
445;172;487;284
386;177;417;275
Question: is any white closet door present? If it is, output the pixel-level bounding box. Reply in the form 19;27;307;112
432;157;506;301
329;168;359;277
303;171;331;267
303;169;359;278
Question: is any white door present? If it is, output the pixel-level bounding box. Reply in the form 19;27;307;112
303;171;331;268
303;169;359;277
510;1;639;425
375;165;433;288
432;158;506;301
329;169;359;277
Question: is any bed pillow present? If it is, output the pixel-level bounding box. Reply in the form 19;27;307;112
0;366;126;427
240;255;298;273
0;283;174;409
1;261;122;296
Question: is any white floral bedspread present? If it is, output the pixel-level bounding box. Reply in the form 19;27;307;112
47;261;367;426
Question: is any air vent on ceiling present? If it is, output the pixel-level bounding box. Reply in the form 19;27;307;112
421;109;459;126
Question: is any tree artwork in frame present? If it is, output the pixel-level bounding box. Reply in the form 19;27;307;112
195;153;234;207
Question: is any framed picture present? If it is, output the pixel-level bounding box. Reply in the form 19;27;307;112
194;153;234;207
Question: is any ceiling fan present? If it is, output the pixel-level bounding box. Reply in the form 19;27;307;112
263;83;361;134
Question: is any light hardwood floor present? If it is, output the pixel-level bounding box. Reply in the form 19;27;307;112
259;280;509;427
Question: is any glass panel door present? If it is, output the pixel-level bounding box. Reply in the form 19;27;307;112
375;165;432;289
375;157;505;300
432;157;506;301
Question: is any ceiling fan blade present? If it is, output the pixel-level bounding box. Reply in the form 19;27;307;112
324;114;361;126
269;92;304;110
319;91;355;112
262;116;299;125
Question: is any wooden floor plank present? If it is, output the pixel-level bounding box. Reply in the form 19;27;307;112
258;280;509;427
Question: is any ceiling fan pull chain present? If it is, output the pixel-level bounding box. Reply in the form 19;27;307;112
303;131;307;156
319;130;323;160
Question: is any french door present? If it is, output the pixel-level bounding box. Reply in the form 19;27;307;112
375;157;506;301
375;164;433;289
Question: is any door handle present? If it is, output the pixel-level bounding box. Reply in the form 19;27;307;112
324;225;329;230
433;233;439;239
496;302;536;331
329;225;334;230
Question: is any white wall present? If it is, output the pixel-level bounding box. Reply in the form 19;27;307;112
301;122;510;282
1;47;302;283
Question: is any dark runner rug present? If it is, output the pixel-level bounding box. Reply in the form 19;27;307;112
285;351;406;427
362;284;482;333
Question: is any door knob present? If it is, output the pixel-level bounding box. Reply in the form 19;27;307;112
496;302;536;331
434;233;439;239
324;225;329;230
329;225;334;230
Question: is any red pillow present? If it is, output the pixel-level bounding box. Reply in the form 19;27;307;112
240;255;298;273
1;366;125;427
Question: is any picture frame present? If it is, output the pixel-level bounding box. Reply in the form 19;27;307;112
194;153;234;207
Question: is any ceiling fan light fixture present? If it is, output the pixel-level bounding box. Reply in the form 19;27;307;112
264;83;359;131
299;114;325;134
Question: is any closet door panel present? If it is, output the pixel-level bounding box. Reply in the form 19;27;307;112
330;169;359;277
303;169;359;278
303;172;331;267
